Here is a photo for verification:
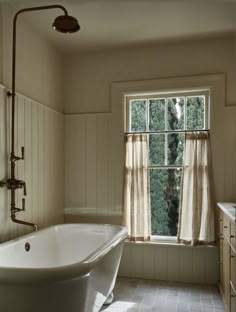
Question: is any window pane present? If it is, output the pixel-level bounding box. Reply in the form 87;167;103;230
149;134;165;165
150;168;182;236
167;97;184;130
149;98;165;131
168;133;184;165
130;100;147;132
187;96;205;130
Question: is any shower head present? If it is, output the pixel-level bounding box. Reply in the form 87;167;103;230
52;15;80;33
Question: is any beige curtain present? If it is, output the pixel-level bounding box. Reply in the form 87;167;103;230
177;132;215;246
122;134;151;241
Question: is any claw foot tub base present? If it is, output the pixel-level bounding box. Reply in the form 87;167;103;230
0;223;127;312
103;292;114;305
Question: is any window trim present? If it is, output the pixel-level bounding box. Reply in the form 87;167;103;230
151;235;177;242
125;90;210;133
111;74;225;243
126;90;209;240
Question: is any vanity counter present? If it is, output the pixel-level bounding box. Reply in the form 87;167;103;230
217;202;236;225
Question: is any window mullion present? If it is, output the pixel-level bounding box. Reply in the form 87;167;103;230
147;99;150;167
129;100;131;132
165;98;168;166
205;94;208;129
184;96;187;130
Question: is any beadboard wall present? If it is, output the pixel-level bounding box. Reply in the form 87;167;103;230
119;243;219;284
0;85;64;242
64;112;220;284
64;75;230;284
64;113;122;225
223;106;236;202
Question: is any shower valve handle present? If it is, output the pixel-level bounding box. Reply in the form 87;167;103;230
23;182;27;196
12;198;25;213
11;146;24;162
22;198;25;211
18;146;24;160
21;146;24;160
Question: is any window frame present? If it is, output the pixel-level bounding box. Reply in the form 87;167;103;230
125;89;210;241
125;90;209;133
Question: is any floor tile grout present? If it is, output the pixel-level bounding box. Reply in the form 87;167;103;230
100;277;225;312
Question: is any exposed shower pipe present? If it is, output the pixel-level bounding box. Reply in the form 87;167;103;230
0;5;80;231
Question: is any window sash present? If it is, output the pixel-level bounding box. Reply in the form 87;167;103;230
125;90;209;133
126;90;209;239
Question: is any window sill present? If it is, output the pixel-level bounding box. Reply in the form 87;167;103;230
125;235;177;246
124;238;217;248
125;238;178;247
151;235;177;243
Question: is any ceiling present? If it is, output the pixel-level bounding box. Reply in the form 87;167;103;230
2;0;236;53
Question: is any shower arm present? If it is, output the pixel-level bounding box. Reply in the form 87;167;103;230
1;5;70;232
11;5;68;161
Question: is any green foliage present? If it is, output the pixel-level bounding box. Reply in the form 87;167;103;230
150;169;169;235
131;100;146;131
149;134;165;165
129;96;205;236
149;99;165;131
187;96;204;129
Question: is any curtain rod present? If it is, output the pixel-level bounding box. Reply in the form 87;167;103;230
125;129;209;135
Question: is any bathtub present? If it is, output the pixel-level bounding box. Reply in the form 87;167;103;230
0;223;127;312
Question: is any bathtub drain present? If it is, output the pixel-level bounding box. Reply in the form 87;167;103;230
25;242;30;252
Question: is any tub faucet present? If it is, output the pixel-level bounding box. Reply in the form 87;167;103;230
0;4;80;233
0;178;27;196
0;143;38;231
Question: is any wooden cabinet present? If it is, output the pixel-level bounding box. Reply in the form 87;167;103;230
222;214;230;311
219;211;224;291
230;282;236;312
219;208;236;312
231;223;236;251
230;223;236;312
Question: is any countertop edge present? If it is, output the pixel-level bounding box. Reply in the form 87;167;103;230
217;202;236;224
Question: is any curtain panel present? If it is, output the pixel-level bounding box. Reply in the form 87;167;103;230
177;132;215;246
122;134;151;241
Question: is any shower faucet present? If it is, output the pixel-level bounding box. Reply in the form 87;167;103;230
0;4;80;233
0;136;34;227
0;177;27;196
0;145;26;195
0;143;36;229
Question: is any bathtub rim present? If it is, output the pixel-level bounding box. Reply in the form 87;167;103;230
0;223;128;285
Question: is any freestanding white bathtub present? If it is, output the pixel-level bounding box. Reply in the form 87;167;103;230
0;223;127;312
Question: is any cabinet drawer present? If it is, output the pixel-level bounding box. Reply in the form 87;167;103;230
223;216;230;242
230;223;236;251
218;211;224;241
230;283;236;312
219;210;223;228
231;248;236;292
231;292;236;312
223;237;230;307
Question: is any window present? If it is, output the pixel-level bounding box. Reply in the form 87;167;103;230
126;91;209;238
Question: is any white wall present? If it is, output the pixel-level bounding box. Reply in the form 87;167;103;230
0;5;3;84
64;35;236;283
119;243;219;285
0;85;64;242
0;4;65;241
64;35;236;114
64;35;236;220
64;113;120;224
1;4;64;112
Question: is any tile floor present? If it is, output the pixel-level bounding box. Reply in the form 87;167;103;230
100;277;225;312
